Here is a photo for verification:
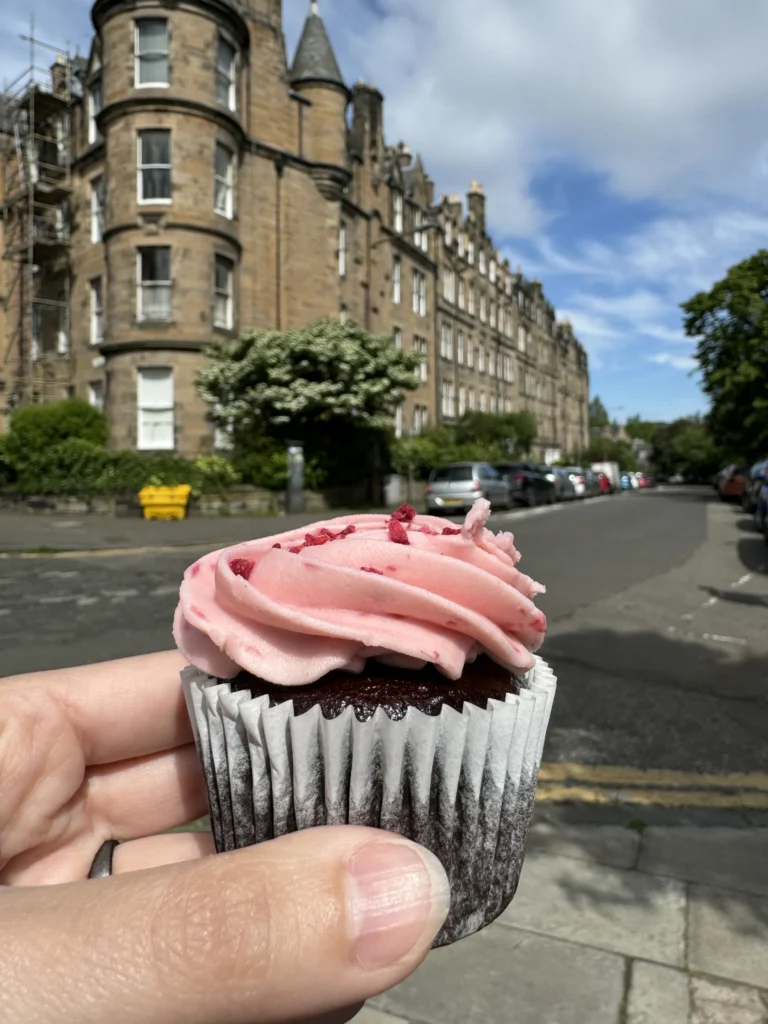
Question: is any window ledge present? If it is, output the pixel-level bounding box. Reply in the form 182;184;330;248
135;318;176;327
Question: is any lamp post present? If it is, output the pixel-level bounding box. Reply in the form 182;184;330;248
286;441;304;514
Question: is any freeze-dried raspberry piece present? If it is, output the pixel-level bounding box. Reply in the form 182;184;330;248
388;519;410;545
229;558;256;580
391;504;417;523
442;527;462;536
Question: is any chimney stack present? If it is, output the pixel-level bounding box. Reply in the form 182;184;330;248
467;180;486;235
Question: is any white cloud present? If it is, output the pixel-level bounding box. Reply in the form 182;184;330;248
323;0;768;235
648;353;698;372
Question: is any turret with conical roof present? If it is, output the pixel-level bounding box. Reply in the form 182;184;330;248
289;0;349;169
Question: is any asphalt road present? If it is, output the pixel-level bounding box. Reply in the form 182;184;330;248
2;488;767;779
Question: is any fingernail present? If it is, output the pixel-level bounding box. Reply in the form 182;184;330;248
347;841;450;969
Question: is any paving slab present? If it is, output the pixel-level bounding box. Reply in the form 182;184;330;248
373;924;625;1024
639;827;768;897
626;961;690;1024
527;821;640;869
690;975;768;1024
688;884;768;989
499;852;687;965
351;1008;409;1024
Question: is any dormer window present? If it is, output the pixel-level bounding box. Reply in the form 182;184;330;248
393;192;404;233
458;233;465;259
489;259;496;284
479;250;487;276
467;240;475;266
445;221;452;247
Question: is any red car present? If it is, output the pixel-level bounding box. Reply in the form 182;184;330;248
597;472;613;494
718;466;748;501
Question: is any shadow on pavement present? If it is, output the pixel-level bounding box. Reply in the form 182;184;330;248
699;584;768;609
542;626;768;774
738;535;768;574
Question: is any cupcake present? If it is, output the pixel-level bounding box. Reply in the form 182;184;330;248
175;499;556;947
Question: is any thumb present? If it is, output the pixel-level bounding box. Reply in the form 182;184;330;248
0;827;450;1024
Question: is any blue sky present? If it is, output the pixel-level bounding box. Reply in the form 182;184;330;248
6;0;768;422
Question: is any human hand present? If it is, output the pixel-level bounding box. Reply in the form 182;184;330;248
0;652;450;1024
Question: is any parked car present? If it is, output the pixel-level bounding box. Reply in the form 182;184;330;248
551;467;578;501
426;462;511;515
494;462;556;507
561;466;587;498
718;465;749;502
583;470;602;497
596;471;613;495
742;459;768;514
754;481;768;536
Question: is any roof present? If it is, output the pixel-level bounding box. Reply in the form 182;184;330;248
290;2;346;90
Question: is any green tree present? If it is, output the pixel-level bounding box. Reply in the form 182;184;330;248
453;410;537;455
197;318;422;490
589;396;610;430
584;438;639;471
652;417;721;479
682;249;768;461
625;416;661;444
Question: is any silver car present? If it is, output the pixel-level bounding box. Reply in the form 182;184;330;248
426;462;511;515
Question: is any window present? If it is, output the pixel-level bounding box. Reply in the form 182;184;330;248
518;325;526;353
457;331;464;365
31;307;42;362
338;221;347;277
87;79;102;145
90;277;103;344
443;268;455;303
392;256;401;304
445;221;452;247
137;247;172;321
490;301;497;329
90;175;104;243
440;322;453;360
468;287;475;316
412;269;426;316
214;143;234;218
214;255;234;329
414;336;428;381
413;405;429;434
339;305;349;324
478;345;486;373
479;293;487;323
488;349;496;378
441;380;456;418
135;19;169;87
479;390;487;412
413;210;429;252
489;259;497;284
88;381;104;412
217;37;237;110
393;327;403;350
57;312;69;355
137;367;174;450
505;397;513;414
505;277;512;296
467;240;475;265
394;406;403;439
479;250;487;276
393;192;404;233
458;233;465;259
466;338;474;368
468;387;475;411
458;278;466;310
458;386;467;417
137;129;171;203
503;353;513;382
490;394;498;414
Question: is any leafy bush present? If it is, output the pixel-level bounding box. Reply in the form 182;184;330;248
4;400;108;469
235;447;325;492
13;439;111;498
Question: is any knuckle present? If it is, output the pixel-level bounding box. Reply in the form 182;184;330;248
148;858;275;995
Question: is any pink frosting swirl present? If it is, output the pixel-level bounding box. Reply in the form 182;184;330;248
173;499;547;685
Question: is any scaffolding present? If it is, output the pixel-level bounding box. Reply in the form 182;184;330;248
1;20;74;423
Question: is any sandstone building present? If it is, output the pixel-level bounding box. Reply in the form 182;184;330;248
1;0;589;461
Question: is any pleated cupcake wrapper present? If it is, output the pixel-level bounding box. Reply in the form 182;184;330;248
182;657;557;947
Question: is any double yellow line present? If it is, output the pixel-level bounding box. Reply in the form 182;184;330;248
536;763;768;809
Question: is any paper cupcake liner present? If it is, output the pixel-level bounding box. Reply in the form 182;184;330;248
182;657;557;947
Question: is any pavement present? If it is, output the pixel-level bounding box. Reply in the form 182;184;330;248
353;806;768;1024
3;487;767;1021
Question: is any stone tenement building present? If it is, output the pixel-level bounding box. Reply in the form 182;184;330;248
0;0;589;461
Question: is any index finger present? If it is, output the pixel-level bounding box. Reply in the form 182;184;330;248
3;651;194;765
